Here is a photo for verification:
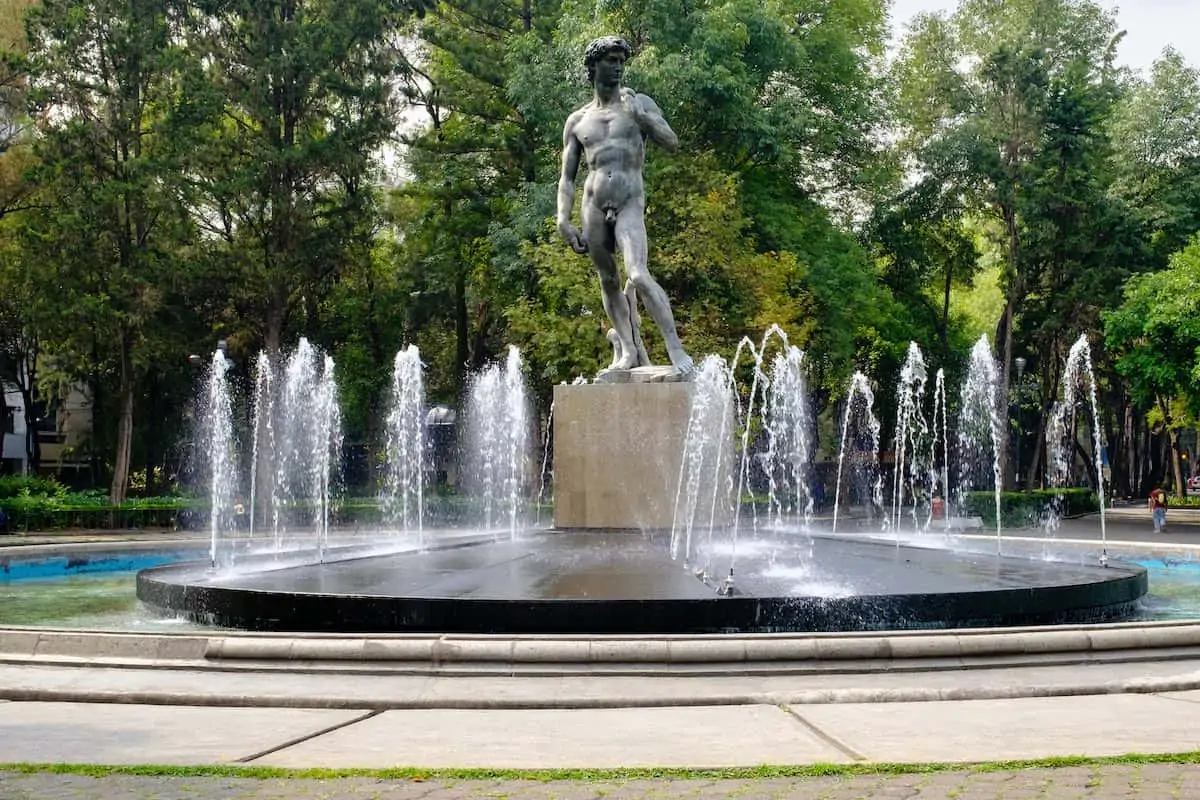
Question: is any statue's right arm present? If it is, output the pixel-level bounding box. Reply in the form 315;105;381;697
557;113;588;254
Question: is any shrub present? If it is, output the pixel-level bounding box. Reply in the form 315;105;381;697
961;488;1098;527
0;475;67;499
0;493;201;532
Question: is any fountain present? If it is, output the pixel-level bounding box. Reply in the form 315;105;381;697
832;372;882;533
381;345;425;541
1048;334;1109;563
929;368;950;530
272;338;342;562
199;347;237;568
762;343;816;530
891;343;930;533
140;331;1145;634
958;334;1004;551
671;354;735;573
463;345;532;540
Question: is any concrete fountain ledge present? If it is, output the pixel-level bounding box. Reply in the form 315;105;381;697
5;622;1200;709
4;620;1200;670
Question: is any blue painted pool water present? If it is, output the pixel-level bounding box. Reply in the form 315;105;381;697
0;550;201;582
0;548;208;629
3;546;1200;629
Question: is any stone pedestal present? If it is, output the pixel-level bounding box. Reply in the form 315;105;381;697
553;382;693;530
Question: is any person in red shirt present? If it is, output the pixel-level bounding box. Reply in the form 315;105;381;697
1149;487;1168;533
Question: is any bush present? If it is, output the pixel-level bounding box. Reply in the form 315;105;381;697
0;492;557;533
0;475;67;499
0;492;200;532
962;488;1098;527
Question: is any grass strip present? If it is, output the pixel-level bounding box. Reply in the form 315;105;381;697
3;752;1200;782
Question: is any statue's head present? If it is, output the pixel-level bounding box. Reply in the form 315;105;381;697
584;36;632;84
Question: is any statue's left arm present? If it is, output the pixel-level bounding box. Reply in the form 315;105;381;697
627;91;679;153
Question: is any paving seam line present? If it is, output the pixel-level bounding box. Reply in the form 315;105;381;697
779;704;866;762
1150;692;1200;707
234;709;382;763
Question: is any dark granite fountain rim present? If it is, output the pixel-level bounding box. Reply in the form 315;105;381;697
136;530;1149;634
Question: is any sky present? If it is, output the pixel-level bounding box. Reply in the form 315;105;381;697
889;0;1200;74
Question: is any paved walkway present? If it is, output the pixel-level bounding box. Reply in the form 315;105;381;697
4;521;1200;797
4;764;1200;799
2;693;1200;768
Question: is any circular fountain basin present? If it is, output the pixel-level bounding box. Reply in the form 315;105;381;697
136;531;1147;634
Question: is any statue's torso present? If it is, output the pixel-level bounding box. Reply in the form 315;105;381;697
573;101;645;212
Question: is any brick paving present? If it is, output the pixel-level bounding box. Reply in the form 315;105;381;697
3;765;1200;800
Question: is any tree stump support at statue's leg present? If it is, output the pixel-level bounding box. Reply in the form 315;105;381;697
624;279;651;366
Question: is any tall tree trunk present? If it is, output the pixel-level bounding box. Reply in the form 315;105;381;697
998;294;1015;489
454;263;469;388
110;330;134;504
1027;407;1047;490
1171;430;1187;497
941;259;952;354
90;332;103;486
265;292;285;355
17;348;40;471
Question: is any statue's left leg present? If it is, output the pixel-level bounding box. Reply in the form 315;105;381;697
615;206;694;375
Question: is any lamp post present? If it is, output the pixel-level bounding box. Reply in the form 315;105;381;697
1014;357;1027;491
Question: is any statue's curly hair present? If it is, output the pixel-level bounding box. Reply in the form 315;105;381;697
584;36;632;84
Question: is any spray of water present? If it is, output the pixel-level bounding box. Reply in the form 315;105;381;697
958;335;1004;553
464;346;531;540
763;345;815;529
670;354;734;568
248;351;274;541
202;349;237;567
929;368;950;532
271;338;342;560
535;401;554;528
832;373;882;533
891;343;930;535
1048;335;1109;564
381;345;425;541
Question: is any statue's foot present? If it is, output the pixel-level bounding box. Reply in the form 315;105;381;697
611;352;639;371
606;329;623;370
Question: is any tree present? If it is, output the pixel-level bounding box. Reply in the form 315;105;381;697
23;0;200;501
1109;48;1200;266
892;0;1124;486
1105;237;1200;496
187;0;437;353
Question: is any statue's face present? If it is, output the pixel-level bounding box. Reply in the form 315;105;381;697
593;49;626;88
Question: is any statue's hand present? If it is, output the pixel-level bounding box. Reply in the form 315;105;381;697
558;220;589;255
621;88;646;125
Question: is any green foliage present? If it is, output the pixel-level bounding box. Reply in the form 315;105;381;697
1108;48;1200;265
0;492;197;532
962;488;1098;526
0;475;65;499
1104;236;1200;415
0;0;1196;504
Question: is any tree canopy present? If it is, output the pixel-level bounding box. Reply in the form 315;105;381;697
0;0;1194;501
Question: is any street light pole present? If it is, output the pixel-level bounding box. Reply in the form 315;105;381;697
1014;357;1027;492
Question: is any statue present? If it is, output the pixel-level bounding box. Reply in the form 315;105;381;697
556;36;695;381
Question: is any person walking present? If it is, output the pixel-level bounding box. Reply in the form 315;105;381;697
1149;486;1168;533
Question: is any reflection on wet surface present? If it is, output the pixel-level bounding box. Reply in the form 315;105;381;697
192;532;1142;601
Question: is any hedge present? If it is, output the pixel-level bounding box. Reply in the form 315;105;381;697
961;488;1098;527
0;492;554;532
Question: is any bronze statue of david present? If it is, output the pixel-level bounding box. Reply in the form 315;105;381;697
556;36;694;380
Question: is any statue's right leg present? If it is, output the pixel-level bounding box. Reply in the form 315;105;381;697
582;205;638;370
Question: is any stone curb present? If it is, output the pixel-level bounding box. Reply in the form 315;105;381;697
5;621;1200;665
2;675;1200;709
